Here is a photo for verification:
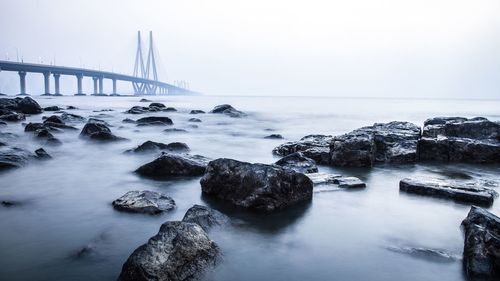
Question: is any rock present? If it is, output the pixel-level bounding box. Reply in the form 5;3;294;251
200;158;313;212
136;116;173;126
190;110;205;114
164;128;188;133
34;148;51;159
334;177;366;188
461;206;500;279
385;245;460;262
0;121;6;126
112;191;175;214
265;134;283;139
35;128;54;139
419;117;500;163
0;147;35;170
164;107;177;112
305;172;342;186
139;98;152;102
273;134;333;164
44;115;64;124
126;106;150;114
44;106;62;111
127;141;189;153
210;104;246;117
0;112;25;122
117;221;220;281
80;119;126;142
17;97;42;114
330;121;421;167
189;124;199;129
122;118;136;124
274;152;318;173
66;105;77;110
149;102;166;109
135;153;209;179
61;112;86;123
188;118;202;123
399;177;497;206
1;200;21;207
182;204;230;232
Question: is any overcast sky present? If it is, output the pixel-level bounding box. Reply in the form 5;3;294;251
0;0;499;97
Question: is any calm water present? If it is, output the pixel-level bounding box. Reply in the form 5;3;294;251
1;95;499;281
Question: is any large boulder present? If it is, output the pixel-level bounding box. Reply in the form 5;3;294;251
136;116;173;126
80;119;126;142
210;104;246;117
117;221;220;281
461;206;500;279
112;191;175;214
272;134;333;164
135;153;209;179
200;158;313;212
127;141;190;153
274;152;318;173
182;205;230;232
330;121;421;167
0;97;42;114
419;117;500;163
399;177;497;206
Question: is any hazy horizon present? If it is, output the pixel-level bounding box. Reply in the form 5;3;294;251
1;0;499;98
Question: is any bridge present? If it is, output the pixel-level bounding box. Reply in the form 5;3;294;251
0;31;195;96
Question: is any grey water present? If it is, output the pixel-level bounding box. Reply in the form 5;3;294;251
1;95;499;281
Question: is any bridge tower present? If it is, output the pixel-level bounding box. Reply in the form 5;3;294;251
132;31;160;95
132;31;146;95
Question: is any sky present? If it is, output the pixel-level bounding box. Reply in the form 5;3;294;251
0;0;499;98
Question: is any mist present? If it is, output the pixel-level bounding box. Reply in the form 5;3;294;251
1;0;499;98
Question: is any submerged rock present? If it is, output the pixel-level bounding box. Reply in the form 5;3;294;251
117;221;220;281
385;245;460;263
112;191;175;214
264;134;283;139
0;146;48;170
200;158;313;212
0;112;25;122
139;98;152;102
461;206;500;279
273;134;333;164
399;177;497;206
164;107;177;112
274;152;318;173
190;110;205;114
182;205;230;232
136;116;173;126
164;128;188;133
419;117;500;163
135;153;209;179
127;141;189;153
210;104;246;118
188;118;202;123
34;148;52;159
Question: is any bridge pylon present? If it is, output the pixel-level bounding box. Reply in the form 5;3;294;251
132;31;160;95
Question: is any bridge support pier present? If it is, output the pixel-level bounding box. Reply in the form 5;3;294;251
98;77;104;95
75;74;85;96
54;74;62;96
92;77;98;95
111;79;117;96
42;72;51;96
18;71;28;96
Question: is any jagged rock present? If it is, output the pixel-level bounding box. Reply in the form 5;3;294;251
117;221;220;281
127;141;189;153
190;110;205;114
274;152;318;173
80;119;126;142
265;134;283;139
334;177;366;188
136;116;173;126
34;148;51;159
136;153;209;179
210;104;246;117
273;134;333;164
112;190;175;214
399;177;497;206
182;204;229;232
164;128;188;133
419;117;500;163
200;158;313;212
188;118;202;123
461;206;500;279
44;106;62;111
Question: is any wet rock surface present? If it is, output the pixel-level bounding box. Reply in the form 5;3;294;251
399;177;498;206
385;245;460;263
126;103;174;114
334;177;366;188
127;141;190;153
461;206;500;279
136;116;173;126
117;221;220;281
274;152;318;173
80;119;126;142
200;158;313;211
136;153;209;179
264;134;283;139
190;110;205;114
188;118;201;123
210;104;246;118
182;204;230;232
43;106;62;111
0;146;49;170
112;191;176;214
273;134;333;164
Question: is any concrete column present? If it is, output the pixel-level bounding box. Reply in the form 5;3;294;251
98;77;104;95
18;71;27;95
112;79;117;95
43;72;51;95
54;74;61;96
92;77;98;95
75;74;85;96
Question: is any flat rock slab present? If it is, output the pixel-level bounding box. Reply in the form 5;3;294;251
334;177;366;188
305;172;342;185
112;190;175;214
400;177;497;206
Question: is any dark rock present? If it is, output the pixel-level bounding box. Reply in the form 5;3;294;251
139;98;152;102
89;131;127;142
127;141;190;153
80;119;126;142
43;106;62;111
200;158;313;212
46;137;62;146
1;200;21;207
122;118;136;124
188;118;202;123
210;104;246;117
44;115;64;124
17;97;42;114
136;116;173;126
265;134;283;139
112;190;175;214
126;106;150;114
0;112;25;122
0;121;6;126
164;128;188;133
25;122;46;132
182;204;230;232
61;112;86;123
35;129;54;139
399;177;497;206
190;110;205;114
34;148;52;159
305;172;342;186
273;134;332;164
149;102;166;109
117;221;220;281
66;105;77;110
274;152;318;173
164;107;177;112
135;153;209;179
461;206;500;279
0;147;34;170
